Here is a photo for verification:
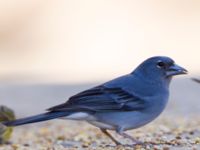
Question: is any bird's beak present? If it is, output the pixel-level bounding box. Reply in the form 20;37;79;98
166;64;188;77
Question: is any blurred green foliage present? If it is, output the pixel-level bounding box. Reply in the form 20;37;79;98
0;105;15;144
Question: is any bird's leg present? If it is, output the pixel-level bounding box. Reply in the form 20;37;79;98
116;128;142;145
100;129;121;145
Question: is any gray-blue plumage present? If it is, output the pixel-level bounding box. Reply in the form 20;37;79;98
2;56;187;145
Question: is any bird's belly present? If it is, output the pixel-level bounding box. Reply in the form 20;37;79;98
91;111;161;131
88;121;115;130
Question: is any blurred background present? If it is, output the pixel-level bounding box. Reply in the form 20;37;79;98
0;0;200;117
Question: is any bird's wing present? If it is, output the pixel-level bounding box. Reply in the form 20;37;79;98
47;85;146;113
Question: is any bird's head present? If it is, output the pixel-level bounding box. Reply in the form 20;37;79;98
132;56;187;83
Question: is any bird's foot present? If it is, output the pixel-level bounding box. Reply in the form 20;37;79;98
119;132;142;144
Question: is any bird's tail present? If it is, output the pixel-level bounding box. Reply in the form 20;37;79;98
2;111;69;127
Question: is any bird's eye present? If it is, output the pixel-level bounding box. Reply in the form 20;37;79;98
157;61;165;68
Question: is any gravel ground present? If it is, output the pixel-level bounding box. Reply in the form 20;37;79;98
0;115;200;150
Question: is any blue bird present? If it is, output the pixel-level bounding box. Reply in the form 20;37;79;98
2;56;187;145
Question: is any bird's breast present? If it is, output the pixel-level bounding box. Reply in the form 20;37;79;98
141;92;169;120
